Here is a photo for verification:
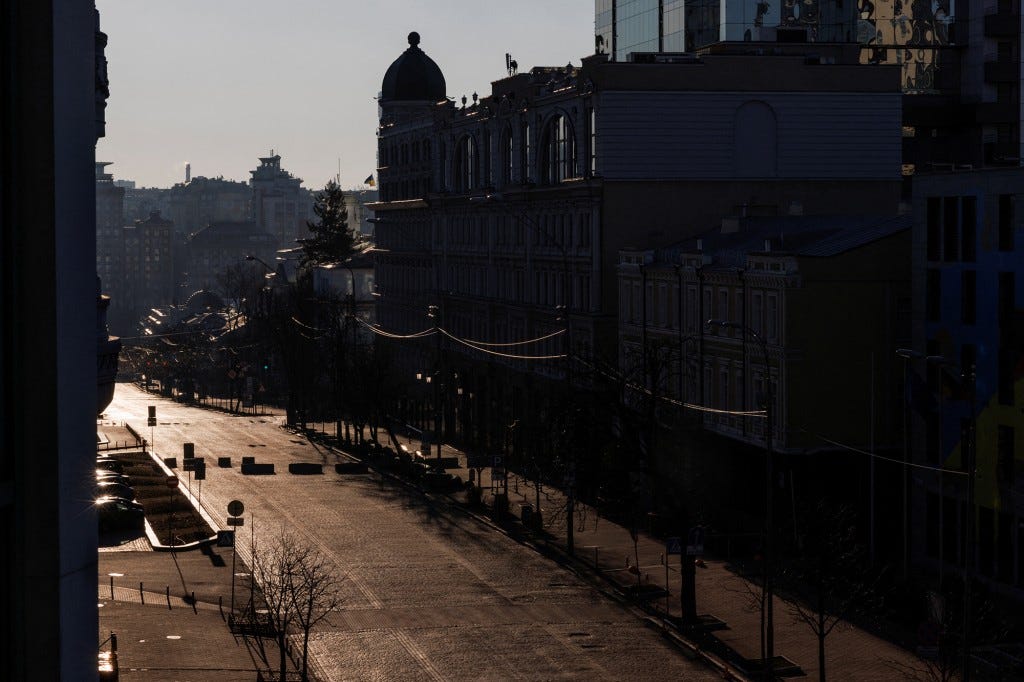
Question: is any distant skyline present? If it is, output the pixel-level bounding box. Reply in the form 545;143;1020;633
95;1;594;190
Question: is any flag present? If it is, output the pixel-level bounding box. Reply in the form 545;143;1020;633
364;174;375;187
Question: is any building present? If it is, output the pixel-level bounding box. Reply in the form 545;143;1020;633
250;152;313;248
910;168;1024;596
595;1;1021;171
3;2;107;676
122;184;169;222
186;220;277;292
122;210;175;321
344;189;379;240
616;215;911;534
311;244;378;341
164;174;252;238
96;161;126;321
372;31;902;453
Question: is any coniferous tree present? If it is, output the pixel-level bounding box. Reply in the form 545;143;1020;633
300;180;356;267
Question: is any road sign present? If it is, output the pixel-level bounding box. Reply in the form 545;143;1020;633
686;526;705;556
227;500;244;516
165;476;178;488
183;443;195;458
492;454;503;468
666;536;682;556
183;457;198;471
148;418;157;427
217;530;235;547
194;464;206;481
226;516;245;527
148;406;156;419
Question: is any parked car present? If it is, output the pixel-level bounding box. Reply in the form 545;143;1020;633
95;480;135;502
95;457;124;474
96;470;131;486
96;497;144;533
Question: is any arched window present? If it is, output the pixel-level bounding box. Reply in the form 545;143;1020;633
501;125;514;186
453;135;475;192
540;115;575;184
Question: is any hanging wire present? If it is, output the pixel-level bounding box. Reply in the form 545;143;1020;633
797;427;968;476
354;317;436;339
455;328;565;347
290;316;328;334
438;328;566;360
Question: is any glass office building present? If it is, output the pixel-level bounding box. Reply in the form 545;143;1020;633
595;1;957;94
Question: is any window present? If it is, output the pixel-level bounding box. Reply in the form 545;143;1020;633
961;196;976;262
453;136;475;192
540;115;575;184
587;107;597;175
520;122;531;183
998;425;1015;489
766;294;778;342
482;130;492;187
751;292;763;335
961;270;976;324
999;194;1015;252
501;126;513;186
943;197;959;261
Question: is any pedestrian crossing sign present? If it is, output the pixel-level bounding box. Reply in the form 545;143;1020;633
666;537;682;555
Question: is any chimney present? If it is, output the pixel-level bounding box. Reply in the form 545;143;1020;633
185;163;191;183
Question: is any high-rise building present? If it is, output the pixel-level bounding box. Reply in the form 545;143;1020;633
96;161;126;320
594;1;1021;171
250;153;313;248
123;211;175;320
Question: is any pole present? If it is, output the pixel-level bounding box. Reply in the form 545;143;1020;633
870;352;876;566
230;536;237;615
763;339;774;680
902;356;910;582
962;364;976;682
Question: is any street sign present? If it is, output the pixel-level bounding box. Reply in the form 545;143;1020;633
226;516;244;527
183;457;198;472
194;464;206;481
148;406;156;419
183;443;195;458
666;536;682;556
148;418;157;427
227;500;244;517
165;476;178;488
492;454;503;468
216;530;235;547
686;526;705;556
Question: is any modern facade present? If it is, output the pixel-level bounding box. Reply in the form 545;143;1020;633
164;174;252;238
910;168;1024;596
595;1;1022;171
3;1;107;676
372;31;902;454
96;161;126;323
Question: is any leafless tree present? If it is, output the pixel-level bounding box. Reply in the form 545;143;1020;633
250;530;342;681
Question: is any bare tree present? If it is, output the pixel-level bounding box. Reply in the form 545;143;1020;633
290;540;342;681
785;500;883;682
250;530;342;681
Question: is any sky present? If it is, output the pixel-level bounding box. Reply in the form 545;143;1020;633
95;1;595;190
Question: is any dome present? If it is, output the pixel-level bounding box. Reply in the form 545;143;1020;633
380;32;446;103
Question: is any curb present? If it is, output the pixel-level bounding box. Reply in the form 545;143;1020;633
138;439;220;551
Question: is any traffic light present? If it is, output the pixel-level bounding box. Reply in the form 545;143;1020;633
262;359;270;371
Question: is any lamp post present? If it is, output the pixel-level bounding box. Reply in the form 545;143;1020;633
895;348;925;582
708;318;773;677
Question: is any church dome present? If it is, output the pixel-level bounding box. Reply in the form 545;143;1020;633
380;32;446;103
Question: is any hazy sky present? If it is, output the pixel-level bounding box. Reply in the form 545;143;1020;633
96;1;594;190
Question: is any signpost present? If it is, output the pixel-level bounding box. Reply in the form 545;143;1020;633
148;406;156;453
686;526;705;556
227;500;245;615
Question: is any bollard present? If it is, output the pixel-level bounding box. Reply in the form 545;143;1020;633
110;576;114;599
191;591;197;614
219;595;224;620
166;585;171;609
140;582;145;605
594;547;599;569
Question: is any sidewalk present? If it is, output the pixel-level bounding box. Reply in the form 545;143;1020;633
334;422;923;681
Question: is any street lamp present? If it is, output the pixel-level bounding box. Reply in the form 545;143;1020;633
707;318;774;677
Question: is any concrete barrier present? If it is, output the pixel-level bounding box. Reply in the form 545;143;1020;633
163;457;177;469
288;462;323;475
241;456;256;465
335;461;368;475
240;463;274;475
217;456;231;468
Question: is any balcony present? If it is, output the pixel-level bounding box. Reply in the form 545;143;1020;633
984;60;1018;83
985;13;1020;38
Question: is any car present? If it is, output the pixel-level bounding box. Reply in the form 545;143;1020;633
96;470;131;486
95;458;124;474
96;497;144;533
95;480;135;501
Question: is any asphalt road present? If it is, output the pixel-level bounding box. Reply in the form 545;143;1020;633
106;383;718;681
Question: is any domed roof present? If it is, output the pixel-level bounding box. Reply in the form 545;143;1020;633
380;32;446;103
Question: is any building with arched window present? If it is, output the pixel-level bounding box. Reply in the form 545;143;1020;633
371;30;904;461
